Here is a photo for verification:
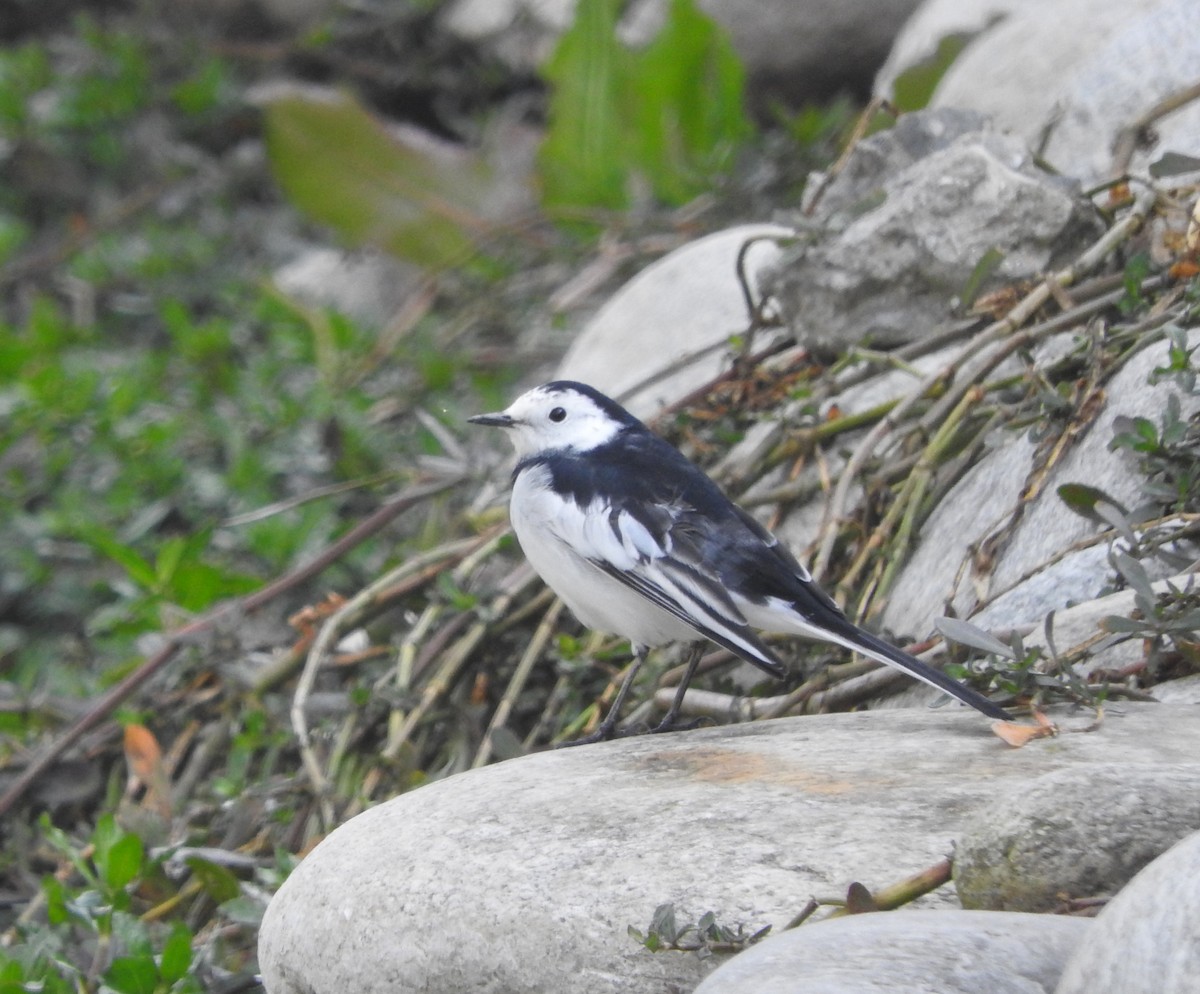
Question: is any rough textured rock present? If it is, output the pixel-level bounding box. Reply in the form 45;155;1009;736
769;110;1102;348
881;328;1200;639
557;223;792;417
876;0;1200;184
692;910;1091;994
259;703;1200;994
955;764;1200;911
1056;830;1200;994
443;0;923;106
1155;674;1200;705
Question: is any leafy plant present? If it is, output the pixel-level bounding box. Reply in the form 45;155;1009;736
1149;324;1199;394
1109;392;1199;514
629;903;770;956
1103;553;1200;680
937;616;1100;710
13;815;206;994
539;0;752;216
1117;253;1153;314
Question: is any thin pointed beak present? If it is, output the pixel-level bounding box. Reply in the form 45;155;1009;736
468;411;515;428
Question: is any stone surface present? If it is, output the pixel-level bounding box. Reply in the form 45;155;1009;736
693;910;1090;994
443;0;923;106
259;702;1200;994
1056;829;1200;994
955;763;1200;911
557;223;793;417
876;0;1200;184
272;248;424;328
1154;674;1200;705
882;328;1200;639
769;110;1102;348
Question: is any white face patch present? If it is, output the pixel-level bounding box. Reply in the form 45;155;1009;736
499;386;624;458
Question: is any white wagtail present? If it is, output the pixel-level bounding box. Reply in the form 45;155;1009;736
470;380;1008;741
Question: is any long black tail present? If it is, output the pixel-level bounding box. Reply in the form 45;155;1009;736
823;617;1009;721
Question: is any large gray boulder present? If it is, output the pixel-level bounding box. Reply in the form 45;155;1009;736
955;764;1200;911
876;0;1200;184
692;909;1091;994
259;703;1200;994
1056;829;1200;994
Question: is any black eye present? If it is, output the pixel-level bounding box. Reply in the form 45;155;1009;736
549;407;566;423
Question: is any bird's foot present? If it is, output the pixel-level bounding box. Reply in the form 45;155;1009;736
648;712;710;735
555;704;711;746
555;721;622;748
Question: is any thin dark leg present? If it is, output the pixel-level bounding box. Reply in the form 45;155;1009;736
650;642;706;734
558;647;648;747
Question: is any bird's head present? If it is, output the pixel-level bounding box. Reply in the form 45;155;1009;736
468;381;641;459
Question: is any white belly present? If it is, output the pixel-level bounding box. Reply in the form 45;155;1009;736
510;466;697;649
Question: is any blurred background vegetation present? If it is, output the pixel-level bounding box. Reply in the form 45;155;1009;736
0;1;863;989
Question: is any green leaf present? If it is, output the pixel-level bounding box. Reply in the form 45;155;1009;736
75;525;157;591
98;832;145;893
218;894;265;927
43;874;70;925
154;535;188;588
935;616;1015;659
1057;482;1105;516
264;89;489;267
1093;502;1137;549
158;921;193;985
1148;151;1200;178
165;558;259;612
538;0;629;215
185;855;241;904
1112;552;1156;608
648;902;680;943
104;955;159;994
538;0;751;216
1102;614;1150;634
629;0;751;204
91;814;144;894
889;31;974;112
959;246;1005;310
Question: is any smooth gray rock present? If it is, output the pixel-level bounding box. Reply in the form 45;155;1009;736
956;764;1200;911
272;248;423;328
1154;674;1200;705
557;223;792;418
770;111;1102;348
1056;829;1200;994
693;909;1091;994
259;703;1200;994
876;0;1200;184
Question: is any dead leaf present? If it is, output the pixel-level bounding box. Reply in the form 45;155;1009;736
124;724;172;819
991;716;1057;748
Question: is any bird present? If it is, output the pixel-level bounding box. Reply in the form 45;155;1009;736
469;380;1008;742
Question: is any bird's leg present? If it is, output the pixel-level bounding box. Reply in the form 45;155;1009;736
650;641;707;734
557;646;649;747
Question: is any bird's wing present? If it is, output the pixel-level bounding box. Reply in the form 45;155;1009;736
552;496;787;679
